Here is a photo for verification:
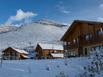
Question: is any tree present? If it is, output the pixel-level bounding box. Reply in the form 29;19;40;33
76;47;103;77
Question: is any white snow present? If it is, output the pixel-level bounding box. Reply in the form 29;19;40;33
38;43;63;50
0;25;17;33
0;22;67;50
0;57;90;77
21;54;29;58
51;53;64;58
12;48;28;54
0;47;103;77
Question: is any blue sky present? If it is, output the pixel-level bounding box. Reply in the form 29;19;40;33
0;0;103;25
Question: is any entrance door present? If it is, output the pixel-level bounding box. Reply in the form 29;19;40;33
84;48;87;56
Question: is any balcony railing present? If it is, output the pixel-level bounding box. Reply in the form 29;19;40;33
81;35;103;46
64;43;79;49
64;34;103;49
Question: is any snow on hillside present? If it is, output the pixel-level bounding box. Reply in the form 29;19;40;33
0;22;67;50
0;25;17;33
34;19;67;27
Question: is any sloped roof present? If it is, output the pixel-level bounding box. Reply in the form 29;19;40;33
3;47;28;54
12;48;28;54
51;53;64;58
61;20;103;41
21;54;29;58
38;43;63;50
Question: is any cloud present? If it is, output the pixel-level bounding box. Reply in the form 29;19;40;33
56;1;70;14
97;17;103;22
99;4;103;10
10;9;37;21
61;10;70;14
6;9;37;25
98;4;103;22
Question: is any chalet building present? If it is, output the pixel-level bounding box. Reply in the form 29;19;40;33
61;20;103;57
35;43;64;59
2;47;29;60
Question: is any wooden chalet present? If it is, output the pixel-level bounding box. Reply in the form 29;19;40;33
35;43;64;59
61;20;103;57
2;47;29;60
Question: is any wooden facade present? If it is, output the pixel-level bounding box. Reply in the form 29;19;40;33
61;20;103;57
35;43;64;59
2;47;28;60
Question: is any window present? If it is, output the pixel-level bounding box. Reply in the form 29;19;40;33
100;28;103;32
85;33;92;40
54;50;57;53
97;28;103;35
73;39;76;43
63;42;67;45
68;42;70;45
89;34;92;40
76;38;79;43
65;50;68;53
85;34;89;40
72;38;79;44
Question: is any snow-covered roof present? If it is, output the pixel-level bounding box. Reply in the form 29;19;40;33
21;54;29;58
12;48;28;54
38;43;63;50
51;53;64;58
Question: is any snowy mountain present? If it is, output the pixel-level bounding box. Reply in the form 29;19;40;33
0;25;17;33
34;19;67;27
0;20;68;50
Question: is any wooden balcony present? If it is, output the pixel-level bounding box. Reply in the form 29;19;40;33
81;35;103;46
64;34;103;50
64;42;79;49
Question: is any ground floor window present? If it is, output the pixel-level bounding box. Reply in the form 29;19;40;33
67;50;77;57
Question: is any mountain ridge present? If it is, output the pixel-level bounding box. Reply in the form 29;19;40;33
0;19;67;34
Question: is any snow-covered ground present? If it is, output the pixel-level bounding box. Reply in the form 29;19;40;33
0;47;103;77
0;58;90;77
1;47;103;77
